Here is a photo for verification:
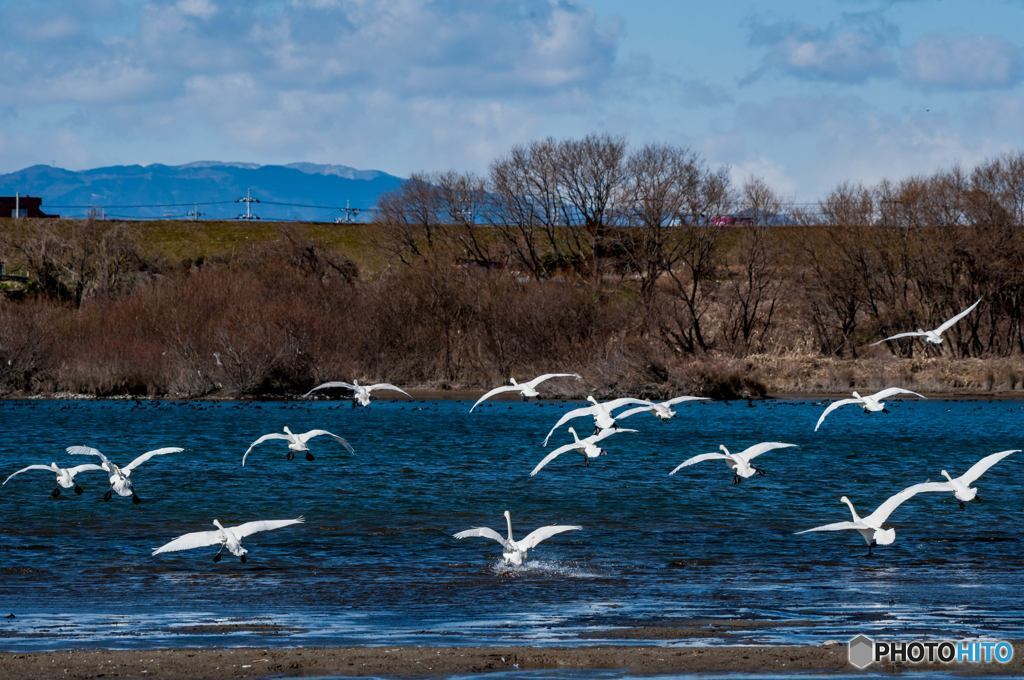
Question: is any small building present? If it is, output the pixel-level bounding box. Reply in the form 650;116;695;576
0;195;58;218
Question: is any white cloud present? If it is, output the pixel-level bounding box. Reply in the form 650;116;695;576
903;33;1022;90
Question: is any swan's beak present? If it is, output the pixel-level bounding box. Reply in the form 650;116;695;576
840;496;849;504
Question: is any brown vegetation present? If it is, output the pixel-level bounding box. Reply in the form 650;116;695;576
1;139;1023;399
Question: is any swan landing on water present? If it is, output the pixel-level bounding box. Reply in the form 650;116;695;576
670;442;797;484
67;446;184;503
3;462;104;498
925;449;1019;509
453;510;580;565
796;482;946;555
304;380;411;406
153;517;305;563
814;387;926;431
242;427;354;466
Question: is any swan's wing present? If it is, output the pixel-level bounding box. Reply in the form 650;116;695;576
530;442;579;476
242;433;290;466
303;381;356;397
795;521;859;534
614;405;655;420
662;395;709;407
232;517;305;539
66;446;109;464
737;442;797;462
470;385;520;412
452;527;506;547
935;298;981;334
2;465;55;486
867;482;949;525
542;405;595;446
524;373;582;388
124;447;184;473
66;463;104;478
871;387;926;401
814;399;860;431
959;449;1020;486
152;530;222;555
298;430;354;453
366;383;412;398
518;525;581;550
603;397;657;413
871;331;927;346
592;427;637;444
669;452;729;475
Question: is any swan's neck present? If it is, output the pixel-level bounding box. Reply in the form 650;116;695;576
852;391;862;400
569;428;580;443
510;377;518;386
284;426;293;435
841;498;861;522
504;513;514;542
941;470;953;482
212;519;224;530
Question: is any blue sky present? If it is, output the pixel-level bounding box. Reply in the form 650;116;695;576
2;0;1023;199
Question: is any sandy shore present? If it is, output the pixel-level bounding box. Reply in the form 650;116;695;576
1;643;1022;678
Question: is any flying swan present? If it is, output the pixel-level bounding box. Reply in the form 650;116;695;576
796;482;946;555
670;442;797;484
615;395;708;421
3;462;104;498
304;379;411;406
242;427;354;466
67;446;184;503
542;396;652;445
924;449;1019;509
872;298;981;346
153;517;305;563
814;388;926;431
453;510;580;565
531;426;637;476
469;373;582;412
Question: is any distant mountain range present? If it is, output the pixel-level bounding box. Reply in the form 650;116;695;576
0;162;405;221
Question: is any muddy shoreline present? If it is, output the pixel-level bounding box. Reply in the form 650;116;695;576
1;643;1021;678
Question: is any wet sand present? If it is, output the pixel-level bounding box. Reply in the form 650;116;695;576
1;643;1021;678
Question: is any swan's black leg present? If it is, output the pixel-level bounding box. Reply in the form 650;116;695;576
305;452;315;461
240;554;247;564
732;474;741;485
974;494;983;503
584;456;590;467
756;468;767;476
882;408;890;414
213;547;223;563
959;500;966;510
102;489;113;501
131;491;142;505
286;451;295;460
51;487;61;499
74;484;83;495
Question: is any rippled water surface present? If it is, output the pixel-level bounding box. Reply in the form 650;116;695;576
1;398;1021;651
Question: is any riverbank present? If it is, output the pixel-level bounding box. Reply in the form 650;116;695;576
1;643;1021;678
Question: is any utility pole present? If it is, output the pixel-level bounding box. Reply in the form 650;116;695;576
336;199;360;224
187;204;204;221
237;188;261;220
14;192;19;219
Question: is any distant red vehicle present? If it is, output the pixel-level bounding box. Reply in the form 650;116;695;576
711;214;754;226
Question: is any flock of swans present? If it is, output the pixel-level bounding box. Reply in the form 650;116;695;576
3;298;1018;563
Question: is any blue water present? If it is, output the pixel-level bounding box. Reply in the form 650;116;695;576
0;398;1021;652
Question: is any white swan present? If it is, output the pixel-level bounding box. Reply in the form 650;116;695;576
453;510;580;565
925;449;1019;509
615;395;708;421
814;387;926;431
67;446;184;503
3;462;104;498
242;427;354;466
872;298;981;346
153;517;305;563
542;396;652;445
304;379;411;406
469;373;582;412
531;426;637;476
669;442;797;484
796;482;946;555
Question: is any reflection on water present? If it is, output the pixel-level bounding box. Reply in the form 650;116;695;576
0;398;1022;651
